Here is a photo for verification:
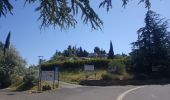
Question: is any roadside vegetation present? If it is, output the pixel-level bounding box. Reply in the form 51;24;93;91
0;10;170;89
42;10;170;86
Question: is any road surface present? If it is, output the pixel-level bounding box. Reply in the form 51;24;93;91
124;85;170;100
0;84;170;100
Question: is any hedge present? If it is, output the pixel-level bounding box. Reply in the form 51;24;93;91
42;59;111;71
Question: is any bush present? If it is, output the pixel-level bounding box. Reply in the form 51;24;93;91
42;85;51;91
10;76;23;88
101;73;124;80
101;73;113;80
17;74;38;91
108;59;126;75
23;73;38;85
42;59;111;71
101;72;133;81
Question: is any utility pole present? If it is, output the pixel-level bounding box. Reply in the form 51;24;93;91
38;56;43;91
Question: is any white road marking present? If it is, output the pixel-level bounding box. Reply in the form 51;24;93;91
116;86;145;100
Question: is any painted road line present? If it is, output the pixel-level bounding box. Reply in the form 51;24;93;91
117;86;145;100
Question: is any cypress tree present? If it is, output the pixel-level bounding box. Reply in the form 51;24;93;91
79;47;83;57
4;32;11;55
108;41;114;59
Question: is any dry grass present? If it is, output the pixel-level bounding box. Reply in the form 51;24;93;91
60;70;107;84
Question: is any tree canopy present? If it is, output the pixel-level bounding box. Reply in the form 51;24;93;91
0;0;152;30
130;10;170;74
0;33;26;88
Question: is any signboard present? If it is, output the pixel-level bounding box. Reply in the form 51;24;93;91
152;66;161;72
41;71;54;81
84;65;96;79
41;67;59;81
84;65;94;71
39;63;59;90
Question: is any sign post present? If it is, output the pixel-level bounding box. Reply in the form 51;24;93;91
84;65;95;80
41;66;59;89
53;69;55;89
55;67;59;85
38;56;43;91
41;71;54;81
53;67;59;89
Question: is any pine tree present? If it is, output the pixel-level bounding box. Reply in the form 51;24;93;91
108;41;114;59
94;46;100;55
131;10;170;74
101;49;106;55
83;50;89;57
79;47;83;57
0;0;152;30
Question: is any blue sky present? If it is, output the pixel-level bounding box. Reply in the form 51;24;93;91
0;0;170;66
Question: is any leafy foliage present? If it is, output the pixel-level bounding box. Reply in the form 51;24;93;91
0;0;153;30
0;33;26;88
93;46;107;57
51;45;89;60
108;59;126;75
99;0;151;11
130;10;170;74
16;65;38;91
0;0;13;17
25;0;103;30
0;46;27;88
138;0;151;9
94;46;100;55
42;59;111;71
99;0;112;11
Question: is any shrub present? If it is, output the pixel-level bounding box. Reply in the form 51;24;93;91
23;74;37;85
42;59;111;71
108;59;126;75
42;85;51;91
17;74;38;91
101;73;113;80
101;73;125;80
10;76;23;88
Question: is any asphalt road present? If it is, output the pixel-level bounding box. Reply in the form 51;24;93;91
0;84;170;100
124;85;170;100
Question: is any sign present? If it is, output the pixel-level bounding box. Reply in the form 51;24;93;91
152;66;161;72
84;65;96;80
41;67;59;81
84;65;94;71
41;71;54;81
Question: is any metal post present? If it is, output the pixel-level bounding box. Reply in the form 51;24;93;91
38;56;43;91
58;69;59;84
53;68;55;89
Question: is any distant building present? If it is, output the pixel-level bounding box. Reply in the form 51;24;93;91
88;53;108;58
98;54;108;58
88;53;98;58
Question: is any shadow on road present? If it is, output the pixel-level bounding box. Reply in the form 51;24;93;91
80;79;170;86
6;93;15;96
